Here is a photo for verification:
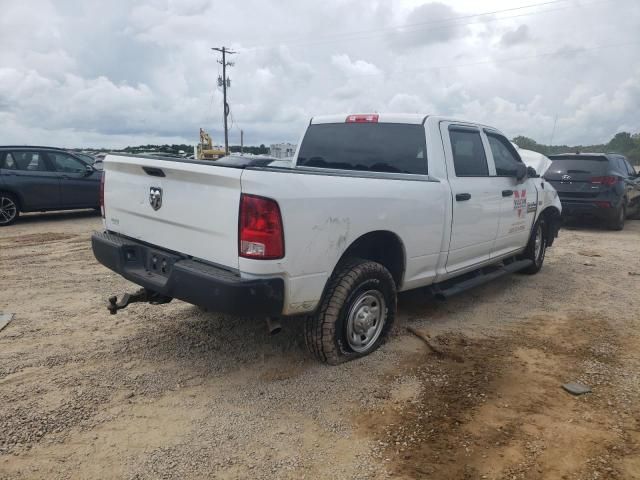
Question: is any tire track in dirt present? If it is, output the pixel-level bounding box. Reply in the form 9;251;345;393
357;313;639;479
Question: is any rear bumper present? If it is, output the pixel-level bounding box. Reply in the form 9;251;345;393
559;198;620;218
91;231;284;316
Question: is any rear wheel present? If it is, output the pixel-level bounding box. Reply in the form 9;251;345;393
0;193;19;226
305;258;396;365
520;218;547;274
609;203;626;231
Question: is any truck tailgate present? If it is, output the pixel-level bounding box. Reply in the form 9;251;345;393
103;155;241;270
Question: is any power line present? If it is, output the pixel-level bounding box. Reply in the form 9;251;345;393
419;39;640;71
322;39;639;77
212;46;236;155
238;0;615;51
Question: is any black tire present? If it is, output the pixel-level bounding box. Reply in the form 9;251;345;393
0;192;19;227
609;203;626;231
520;217;547;275
305;258;397;365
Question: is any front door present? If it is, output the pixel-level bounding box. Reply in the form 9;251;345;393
7;151;60;210
46;151;100;208
441;124;502;273
485;131;537;258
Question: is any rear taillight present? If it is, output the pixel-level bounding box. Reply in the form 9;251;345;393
99;172;105;218
591;175;619;186
593;201;612;208
239;194;284;259
345;114;379;123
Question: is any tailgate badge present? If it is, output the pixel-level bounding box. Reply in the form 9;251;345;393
149;187;163;211
561;174;572;183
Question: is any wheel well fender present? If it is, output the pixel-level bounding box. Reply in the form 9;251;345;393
331;230;406;289
0;189;22;210
539;206;561;247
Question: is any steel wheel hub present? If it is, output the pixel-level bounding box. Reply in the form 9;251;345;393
534;224;543;260
346;290;386;353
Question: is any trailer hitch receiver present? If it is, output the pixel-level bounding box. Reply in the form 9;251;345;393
107;288;173;314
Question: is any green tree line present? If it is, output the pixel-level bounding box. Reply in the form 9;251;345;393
512;132;640;165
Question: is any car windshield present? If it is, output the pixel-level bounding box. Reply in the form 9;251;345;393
297;123;428;174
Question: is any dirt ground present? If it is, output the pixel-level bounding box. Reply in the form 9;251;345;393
1;211;639;480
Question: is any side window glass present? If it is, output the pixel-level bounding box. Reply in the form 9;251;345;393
486;133;522;176
624;159;636;177
2;153;17;169
613;157;627;177
12;151;50;171
449;128;489;177
50;153;86;173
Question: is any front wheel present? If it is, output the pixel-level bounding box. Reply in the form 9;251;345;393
520;218;547;274
305;259;397;365
0;193;19;226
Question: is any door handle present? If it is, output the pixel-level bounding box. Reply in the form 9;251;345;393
456;193;471;201
502;190;514;197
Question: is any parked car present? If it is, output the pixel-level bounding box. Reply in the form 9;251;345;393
545;153;640;230
92;114;561;364
0;146;102;226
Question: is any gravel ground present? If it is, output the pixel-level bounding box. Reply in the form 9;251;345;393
0;210;639;479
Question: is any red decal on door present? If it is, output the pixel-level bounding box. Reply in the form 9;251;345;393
513;190;527;217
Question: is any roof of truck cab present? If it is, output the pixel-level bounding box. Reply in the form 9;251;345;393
311;114;428;125
309;114;496;129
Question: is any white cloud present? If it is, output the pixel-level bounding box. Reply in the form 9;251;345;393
331;54;382;77
0;0;639;148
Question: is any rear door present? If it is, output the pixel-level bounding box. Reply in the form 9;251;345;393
440;123;501;273
46;151;100;207
103;155;243;269
8;150;60;210
484;130;537;257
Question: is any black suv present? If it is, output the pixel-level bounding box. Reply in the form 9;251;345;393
0;146;102;226
545;153;640;230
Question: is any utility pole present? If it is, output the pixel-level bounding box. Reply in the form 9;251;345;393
240;129;244;154
212;46;236;155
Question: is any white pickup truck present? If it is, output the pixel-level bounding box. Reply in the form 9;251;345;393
92;114;561;364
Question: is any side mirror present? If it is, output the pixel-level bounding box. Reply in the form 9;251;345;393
515;163;527;181
526;166;538;178
84;164;94;176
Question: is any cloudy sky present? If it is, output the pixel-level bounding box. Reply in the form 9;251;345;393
1;0;639;148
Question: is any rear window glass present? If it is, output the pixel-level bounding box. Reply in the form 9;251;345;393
449;129;489;176
547;156;608;174
1;152;17;169
297;123;428;174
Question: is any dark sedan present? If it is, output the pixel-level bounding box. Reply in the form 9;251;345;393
0;146;102;226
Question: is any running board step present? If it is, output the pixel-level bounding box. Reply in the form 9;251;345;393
430;259;533;300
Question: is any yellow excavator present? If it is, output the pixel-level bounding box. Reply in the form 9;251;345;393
196;128;225;160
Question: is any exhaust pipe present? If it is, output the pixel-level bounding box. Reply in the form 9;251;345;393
266;317;282;335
